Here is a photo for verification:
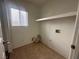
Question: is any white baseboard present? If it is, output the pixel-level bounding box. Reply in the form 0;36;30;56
13;41;33;49
41;40;66;58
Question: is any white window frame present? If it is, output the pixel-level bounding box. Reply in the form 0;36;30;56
10;8;28;26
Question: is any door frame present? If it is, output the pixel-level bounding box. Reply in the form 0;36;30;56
0;0;13;53
68;1;79;59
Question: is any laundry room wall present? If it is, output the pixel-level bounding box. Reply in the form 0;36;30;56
7;0;40;49
40;0;78;58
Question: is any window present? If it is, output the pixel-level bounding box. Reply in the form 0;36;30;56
10;8;28;26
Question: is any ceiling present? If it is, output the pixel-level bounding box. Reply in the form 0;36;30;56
26;0;48;6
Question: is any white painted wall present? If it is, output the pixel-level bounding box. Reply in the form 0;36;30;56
41;17;75;58
8;1;40;49
41;0;78;18
40;0;78;58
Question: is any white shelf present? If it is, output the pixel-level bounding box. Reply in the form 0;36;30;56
36;11;77;21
